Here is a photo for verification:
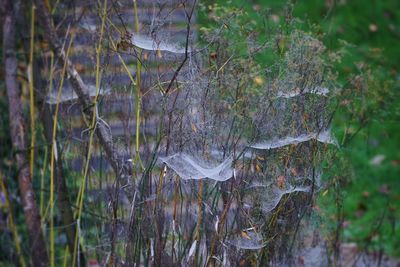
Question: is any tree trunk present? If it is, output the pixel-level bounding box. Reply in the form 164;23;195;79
2;0;49;266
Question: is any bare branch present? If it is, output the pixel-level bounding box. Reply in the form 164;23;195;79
34;0;128;176
164;0;197;95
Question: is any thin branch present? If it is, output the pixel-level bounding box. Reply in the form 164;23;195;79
164;0;197;95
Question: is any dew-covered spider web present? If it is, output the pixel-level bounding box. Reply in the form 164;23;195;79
43;1;339;266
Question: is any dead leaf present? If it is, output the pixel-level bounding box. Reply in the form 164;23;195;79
75;63;86;73
252;4;261;11
241;231;251;240
277;175;285;188
369;24;378;32
210;52;217;60
256;155;265;161
253;76;263;85
156;49;162;58
322;189;329;197
290;168;298;176
255;163;262;173
369;154;385;166
270;14;280;23
191;123;197;133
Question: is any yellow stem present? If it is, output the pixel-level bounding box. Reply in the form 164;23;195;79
197;180;203;241
0;174;27;267
133;0;142;169
29;5;36;181
39;146;48;218
62;246;69;267
72;0;107;265
195;180;203;265
108;36;142;171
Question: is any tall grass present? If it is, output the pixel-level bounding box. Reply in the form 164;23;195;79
0;1;345;266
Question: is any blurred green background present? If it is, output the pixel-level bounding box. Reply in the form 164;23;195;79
200;0;400;257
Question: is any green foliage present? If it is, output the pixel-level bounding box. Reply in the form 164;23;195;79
1;0;398;264
201;0;400;258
